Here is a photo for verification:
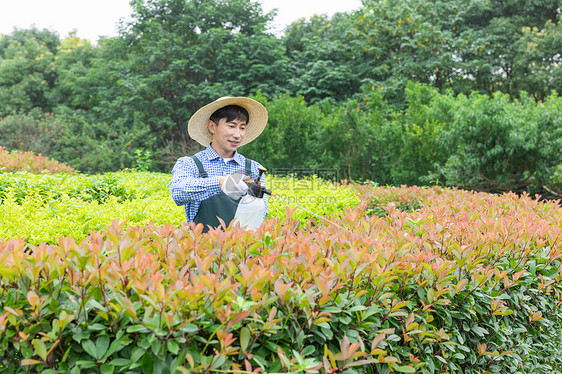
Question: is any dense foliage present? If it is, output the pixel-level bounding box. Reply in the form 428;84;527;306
0;170;359;245
1;185;561;373
0;0;560;194
1;84;561;196
243;85;562;197
2;2;561;370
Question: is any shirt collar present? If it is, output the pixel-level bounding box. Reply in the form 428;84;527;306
205;143;244;165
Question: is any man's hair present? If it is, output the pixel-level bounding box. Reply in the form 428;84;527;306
210;105;249;124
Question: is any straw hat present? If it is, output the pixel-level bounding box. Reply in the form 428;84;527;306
188;97;268;147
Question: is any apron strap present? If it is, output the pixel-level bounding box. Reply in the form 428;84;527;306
192;155;251;177
191;155;208;178
190;155;262;232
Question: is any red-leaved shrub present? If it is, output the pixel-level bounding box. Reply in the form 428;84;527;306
0;146;74;174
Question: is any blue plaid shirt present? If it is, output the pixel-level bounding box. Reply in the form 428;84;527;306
170;144;268;223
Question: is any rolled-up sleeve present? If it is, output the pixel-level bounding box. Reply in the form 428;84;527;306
169;157;221;206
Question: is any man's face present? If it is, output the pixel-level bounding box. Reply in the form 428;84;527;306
208;117;247;158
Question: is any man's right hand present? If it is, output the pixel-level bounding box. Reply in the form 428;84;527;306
220;173;250;200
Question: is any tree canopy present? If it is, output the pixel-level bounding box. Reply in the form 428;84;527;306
0;0;560;194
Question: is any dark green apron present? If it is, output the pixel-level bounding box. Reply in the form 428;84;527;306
192;155;252;232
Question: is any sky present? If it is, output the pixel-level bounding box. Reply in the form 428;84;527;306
0;0;363;43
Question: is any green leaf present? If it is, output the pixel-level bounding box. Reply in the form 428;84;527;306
100;363;115;374
127;324;149;333
88;299;107;311
167;340;179;355
88;323;107;331
141;353;154;374
75;360;97;368
301;345;316;356
179;323;198;334
396;366;416;373
102;340;126;361
96;335;110;359
529;261;536;275
320;326;334;340
240;327;250;352
32;339;47;361
251;353;267;369
472;326;488;337
339;315;352;324
348;305;367;312
427;358;436;373
131;347;145;363
151;339;162;356
109;358;130;366
82;340;98;359
322;307;342;313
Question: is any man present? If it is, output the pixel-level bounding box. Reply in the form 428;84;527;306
170;97;268;232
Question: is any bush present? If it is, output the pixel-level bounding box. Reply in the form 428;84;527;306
242;93;326;171
50;109;156;173
0;171;360;244
0;171;180;244
0;173;138;205
0;186;561;373
3;84;561;193
425;90;562;196
0;108;156;174
0;110;63;156
0;146;74;174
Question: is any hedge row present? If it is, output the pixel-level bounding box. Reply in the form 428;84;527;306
0;170;360;245
1;185;561;373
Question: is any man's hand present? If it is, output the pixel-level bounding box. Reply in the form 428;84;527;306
220;173;250;200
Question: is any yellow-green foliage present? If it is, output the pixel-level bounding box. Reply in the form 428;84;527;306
0;171;360;244
267;175;360;221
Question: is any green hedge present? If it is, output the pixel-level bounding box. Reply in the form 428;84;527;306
0;171;360;244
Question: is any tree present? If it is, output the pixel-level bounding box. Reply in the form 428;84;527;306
78;0;290;169
0;27;60;57
346;0;561;104
284;13;361;103
53;35;97;109
512;19;562;100
0;37;57;115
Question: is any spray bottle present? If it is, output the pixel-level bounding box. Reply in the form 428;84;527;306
245;166;274;198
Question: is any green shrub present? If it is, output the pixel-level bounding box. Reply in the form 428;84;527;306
0;171;360;244
0;173;138;205
426;90;562;195
242;93;326;171
0;108;157;174
0;110;63;156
